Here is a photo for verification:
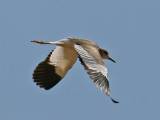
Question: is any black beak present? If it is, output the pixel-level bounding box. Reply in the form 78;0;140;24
109;57;116;63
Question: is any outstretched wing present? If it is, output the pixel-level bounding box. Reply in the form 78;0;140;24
33;46;78;90
74;44;118;103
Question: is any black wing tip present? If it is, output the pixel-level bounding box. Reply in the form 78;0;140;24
43;87;52;90
111;98;119;103
32;61;62;90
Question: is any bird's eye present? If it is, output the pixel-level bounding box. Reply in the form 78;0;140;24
104;51;108;55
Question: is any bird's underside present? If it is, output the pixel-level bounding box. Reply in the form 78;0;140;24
32;38;119;103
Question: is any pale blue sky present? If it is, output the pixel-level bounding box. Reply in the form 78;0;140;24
0;0;160;120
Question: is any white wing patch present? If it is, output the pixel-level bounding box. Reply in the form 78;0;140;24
74;45;108;77
74;44;119;103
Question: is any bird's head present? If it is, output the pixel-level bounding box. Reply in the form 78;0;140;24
99;48;116;63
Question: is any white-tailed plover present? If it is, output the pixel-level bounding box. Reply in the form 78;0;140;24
31;38;118;103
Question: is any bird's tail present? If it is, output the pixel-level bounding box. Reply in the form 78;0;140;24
31;40;59;45
31;38;71;45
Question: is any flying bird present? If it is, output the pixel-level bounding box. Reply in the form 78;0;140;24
31;38;119;103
